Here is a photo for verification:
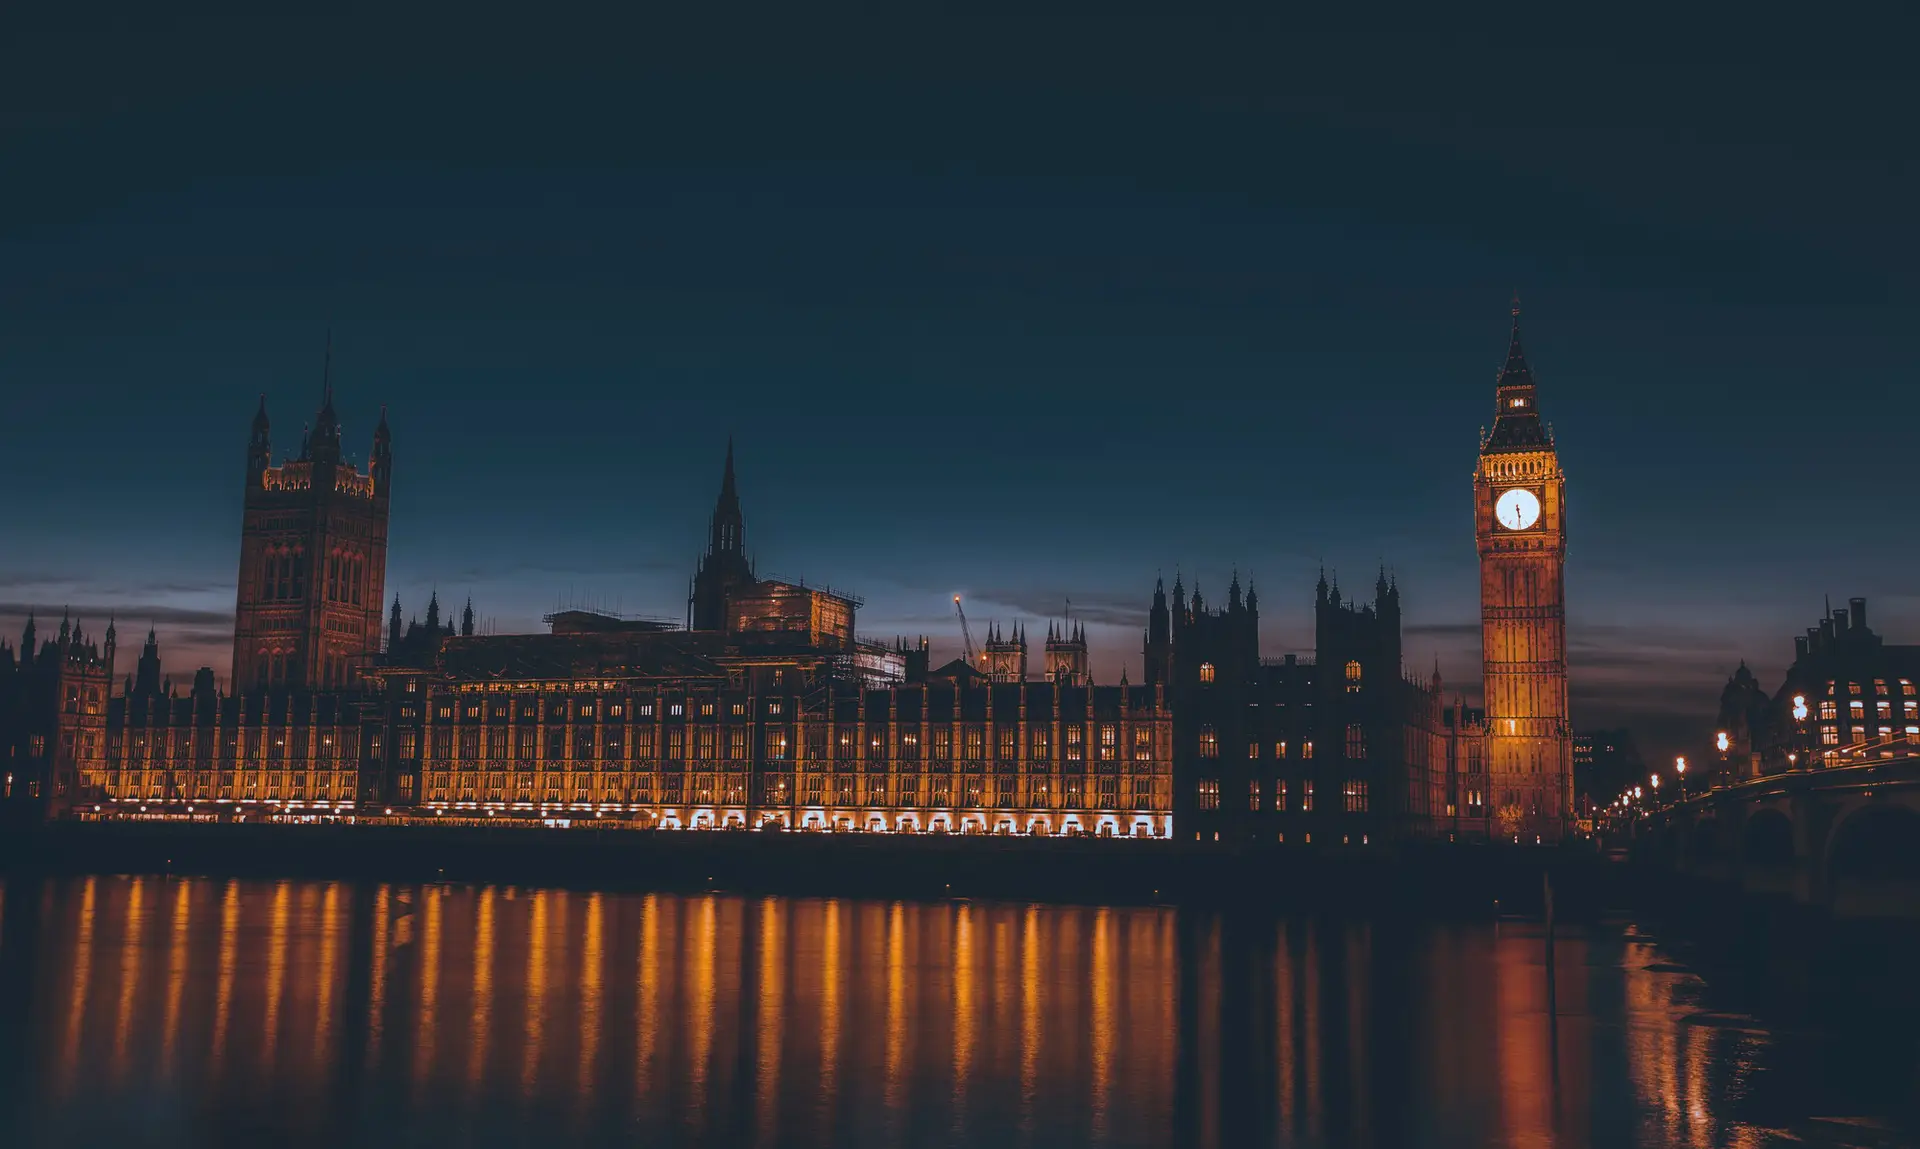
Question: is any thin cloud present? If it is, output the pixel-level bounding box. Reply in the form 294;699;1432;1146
0;603;233;629
964;589;1145;629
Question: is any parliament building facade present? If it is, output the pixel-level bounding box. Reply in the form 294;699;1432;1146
1;310;1574;844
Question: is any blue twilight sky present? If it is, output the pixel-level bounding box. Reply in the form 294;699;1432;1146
1;2;1915;762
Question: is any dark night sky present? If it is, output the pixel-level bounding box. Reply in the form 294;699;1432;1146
2;3;1914;762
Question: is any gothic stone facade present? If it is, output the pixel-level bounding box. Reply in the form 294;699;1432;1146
1475;304;1574;842
358;633;1172;836
232;385;392;693
1145;571;1449;845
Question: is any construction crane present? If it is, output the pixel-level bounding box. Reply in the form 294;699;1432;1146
953;595;978;666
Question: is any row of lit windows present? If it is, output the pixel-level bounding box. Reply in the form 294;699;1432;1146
1817;698;1917;720
1246;740;1317;759
1197;660;1362;690
412;772;1167;811
1826;678;1916;697
419;693;1152;737
94;771;356;802
1196;777;1370;814
111;729;356;763
1200;723;1363;759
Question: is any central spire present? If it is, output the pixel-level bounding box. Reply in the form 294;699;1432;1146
1499;294;1535;390
710;437;744;556
1482;297;1550;452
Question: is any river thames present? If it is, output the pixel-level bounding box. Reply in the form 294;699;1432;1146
0;876;1909;1147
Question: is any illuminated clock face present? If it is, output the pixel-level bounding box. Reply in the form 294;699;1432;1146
1495;488;1541;531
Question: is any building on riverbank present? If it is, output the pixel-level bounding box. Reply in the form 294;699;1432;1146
1147;568;1450;846
5;332;1521;847
1716;597;1920;778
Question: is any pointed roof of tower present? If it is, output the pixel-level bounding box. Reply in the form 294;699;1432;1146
1484;296;1551;452
252;393;270;431
314;332;339;431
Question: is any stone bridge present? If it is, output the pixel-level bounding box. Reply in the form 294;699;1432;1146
1631;753;1920;920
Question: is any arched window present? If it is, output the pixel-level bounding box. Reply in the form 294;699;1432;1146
1199;662;1216;684
1345;660;1362;693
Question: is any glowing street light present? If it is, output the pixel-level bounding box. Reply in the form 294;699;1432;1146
1650;773;1660;791
1792;695;1809;722
1715;729;1730;753
1676;756;1687;775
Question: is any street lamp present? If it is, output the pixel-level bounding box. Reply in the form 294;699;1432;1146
1790;694;1810;769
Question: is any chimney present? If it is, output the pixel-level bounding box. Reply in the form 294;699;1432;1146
1850;597;1867;632
1795;635;1810;660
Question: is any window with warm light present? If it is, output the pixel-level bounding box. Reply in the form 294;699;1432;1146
1198;779;1220;810
1343;780;1368;813
1199;726;1218;758
1248;780;1261;811
1345;724;1365;759
1301;780;1314;812
1345;660;1362;692
1820;700;1837;720
1275;740;1287;760
1302;740;1314;759
1199;662;1215;684
1247;741;1260;760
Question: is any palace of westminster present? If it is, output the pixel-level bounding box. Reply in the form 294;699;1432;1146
0;311;1579;844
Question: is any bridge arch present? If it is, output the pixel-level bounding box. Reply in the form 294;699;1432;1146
1742;808;1795;867
1825;803;1920;919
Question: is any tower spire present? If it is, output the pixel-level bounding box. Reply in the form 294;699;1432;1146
1484;297;1548;451
709;437;745;556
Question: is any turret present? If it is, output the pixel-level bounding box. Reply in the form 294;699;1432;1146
690;438;756;631
388;595;403;652
308;335;342;467
1483;297;1551;452
133;625;163;697
711;437;744;557
461;596;475;637
425;591;441;633
372;405;393;498
248;395;272;483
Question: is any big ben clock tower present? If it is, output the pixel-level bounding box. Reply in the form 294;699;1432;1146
1475;300;1572;842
